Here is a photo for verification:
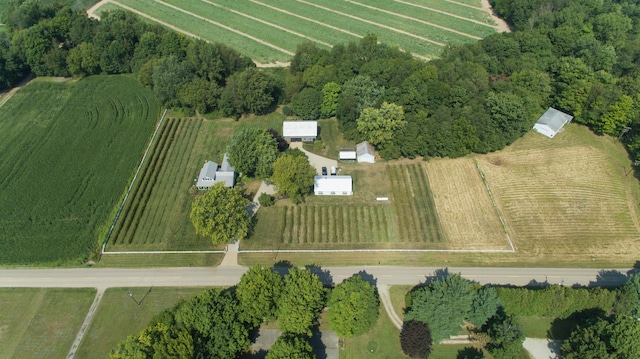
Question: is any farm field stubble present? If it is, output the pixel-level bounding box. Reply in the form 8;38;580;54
0;75;159;264
0;288;96;359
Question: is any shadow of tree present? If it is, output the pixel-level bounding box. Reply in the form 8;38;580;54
588;269;628;287
305;264;333;286
456;346;484;359
548;308;607;340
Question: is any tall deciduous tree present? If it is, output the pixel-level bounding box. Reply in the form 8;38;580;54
484;310;524;359
190;182;251;244
327;274;379;337
236;264;284;326
219;67;279;117
227;128;279;179
278;268;326;336
561;314;640;359
321;82;341;118
291;87;322;120
266;334;316;359
270;153;316;204
357;102;406;146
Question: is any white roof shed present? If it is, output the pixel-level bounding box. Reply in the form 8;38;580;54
283;121;317;139
533;108;573;138
314;176;353;196
339;148;357;160
356;141;375;163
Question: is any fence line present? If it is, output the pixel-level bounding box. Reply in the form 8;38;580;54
101;109;168;254
474;159;515;252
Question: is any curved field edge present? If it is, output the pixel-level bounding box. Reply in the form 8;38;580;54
0;75;160;265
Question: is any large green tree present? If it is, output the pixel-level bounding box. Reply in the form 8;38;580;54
227;128;280;179
190;182;252;244
110;323;193;359
561;314;640;359
278;268;326;335
291;87;322;120
327;274;379;337
236;264;284;326
266;334;317;359
356;102;406;146
219;67;279;117
270;153;316;204
321;81;341;118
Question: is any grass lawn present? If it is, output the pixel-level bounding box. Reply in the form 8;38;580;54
0;75;160;265
75;287;208;359
0;288;96;359
106;111;285;252
303;118;356;160
94;253;224;267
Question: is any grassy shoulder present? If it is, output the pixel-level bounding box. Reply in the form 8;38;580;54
75;287;209;359
0;288;96;359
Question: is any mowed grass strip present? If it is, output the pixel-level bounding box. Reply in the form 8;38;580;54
388;164;444;243
75;287;207;359
113;0;288;62
425;158;508;250
478;125;640;259
354;0;496;37
0;288;96;359
0;76;159;264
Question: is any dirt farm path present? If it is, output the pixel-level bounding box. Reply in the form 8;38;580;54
479;0;511;32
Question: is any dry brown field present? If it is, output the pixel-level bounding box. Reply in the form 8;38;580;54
477;124;640;263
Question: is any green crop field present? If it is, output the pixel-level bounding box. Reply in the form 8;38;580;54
94;0;497;63
0;288;96;359
0;76;160;264
107;112;286;252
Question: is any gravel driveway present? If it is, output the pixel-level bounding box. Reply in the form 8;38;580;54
523;338;561;359
289;142;337;175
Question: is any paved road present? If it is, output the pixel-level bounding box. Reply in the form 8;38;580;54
0;266;632;289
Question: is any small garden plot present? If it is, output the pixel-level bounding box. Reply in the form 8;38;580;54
387;164;444;243
424;158;509;250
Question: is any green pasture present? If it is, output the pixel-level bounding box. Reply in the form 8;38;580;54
0;288;96;359
107;112;286;252
0;76;159;264
95;253;224;267
101;0;494;62
76;287;207;359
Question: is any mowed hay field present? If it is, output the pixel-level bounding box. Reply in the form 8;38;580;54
478;124;640;263
93;0;498;63
0;76;160;264
0;288;96;359
107;112;286;251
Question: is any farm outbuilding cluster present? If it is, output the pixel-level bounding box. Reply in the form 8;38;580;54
282;121;317;142
533;108;573;138
196;154;236;190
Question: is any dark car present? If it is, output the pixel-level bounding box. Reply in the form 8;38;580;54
322;167;327;176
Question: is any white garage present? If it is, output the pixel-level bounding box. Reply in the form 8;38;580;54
314;176;353;196
533;108;573;138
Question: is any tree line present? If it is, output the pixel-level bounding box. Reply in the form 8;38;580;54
110;265;379;359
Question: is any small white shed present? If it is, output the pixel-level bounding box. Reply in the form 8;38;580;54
533;108;573;138
314;176;352;196
356;141;375;163
339;148;357;161
283;121;317;142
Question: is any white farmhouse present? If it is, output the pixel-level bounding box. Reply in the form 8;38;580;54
282;120;317;142
533;108;573;138
314;175;353;196
196;154;236;190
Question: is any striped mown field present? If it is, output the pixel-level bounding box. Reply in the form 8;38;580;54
91;0;498;63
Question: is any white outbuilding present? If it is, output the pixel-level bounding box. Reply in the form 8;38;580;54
356;141;375;163
339;148;357;161
195;153;236;190
282;120;317;142
533;108;573;138
314;175;353;196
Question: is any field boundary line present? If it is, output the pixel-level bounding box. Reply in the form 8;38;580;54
395;0;496;28
347;0;481;39
445;0;482;10
240;248;515;253
101;109;168;254
200;0;333;48
295;0;445;47
154;0;294;56
474;159;515;252
66;289;103;359
102;250;225;254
